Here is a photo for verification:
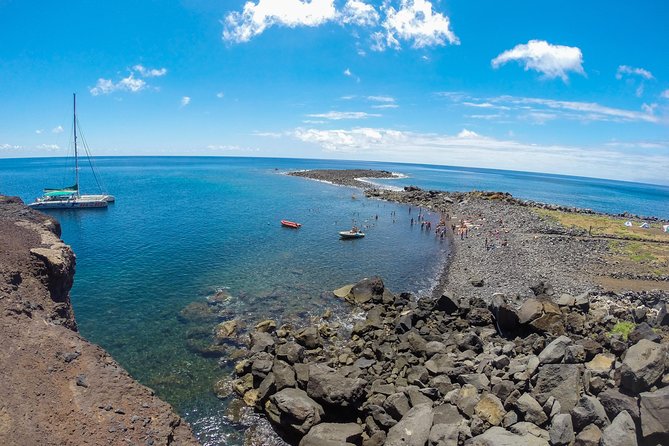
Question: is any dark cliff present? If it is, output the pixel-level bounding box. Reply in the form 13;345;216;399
0;196;200;446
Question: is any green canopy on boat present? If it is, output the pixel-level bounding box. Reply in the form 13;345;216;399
44;190;77;197
44;184;78;193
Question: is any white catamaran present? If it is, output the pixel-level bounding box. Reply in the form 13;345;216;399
29;94;115;209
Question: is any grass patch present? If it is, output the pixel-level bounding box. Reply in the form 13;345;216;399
608;240;669;272
610;321;635;341
534;209;669;242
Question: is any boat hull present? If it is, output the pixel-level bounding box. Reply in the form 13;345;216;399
28;199;108;209
339;231;365;239
281;220;302;228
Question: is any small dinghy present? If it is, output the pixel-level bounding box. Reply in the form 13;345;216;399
339;226;365;239
281;220;302;228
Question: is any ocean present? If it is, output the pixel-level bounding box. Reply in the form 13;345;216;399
1;156;668;444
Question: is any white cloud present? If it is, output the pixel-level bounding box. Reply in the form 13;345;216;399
306;111;380;120
253;131;285;137
367;95;398;108
90;65;166;96
216;91;225;98
340;0;379;26
223;0;338;43
181;96;191;107
491;40;584;82
35;129;43;134
616;65;654;80
223;0;456;51
616;65;654;97
207;144;260;152
291;126;669;184
444;93;662;124
0;143;22;150
343;67;360;82
500;96;659;123
367;95;395;102
52;125;64;134
133;65;168;77
90;73;146;96
662;90;669;99
36;144;60;150
457;129;480;138
373;0;458;50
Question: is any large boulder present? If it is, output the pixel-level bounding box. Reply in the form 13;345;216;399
294;327;323;349
474;394;506;426
516;393;548;426
429;423;460;445
598;389;640;425
276;341;304;364
273;360;296;390
639;386;669;440
385;404;434;446
600;411;638;446
489;294;520;337
538;336;572;364
436;291;459;314
549;413;575;446
570;395;609;431
266;388;324;436
349;276;385;304
620;339;665;393
464;426;549;446
533;364;583;412
298;423;363;446
306;364;366;407
250;331;275;353
575;424;602;446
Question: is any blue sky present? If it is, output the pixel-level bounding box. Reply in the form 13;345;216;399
1;0;668;184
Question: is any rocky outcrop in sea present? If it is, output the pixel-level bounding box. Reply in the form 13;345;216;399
225;275;668;446
0;196;199;446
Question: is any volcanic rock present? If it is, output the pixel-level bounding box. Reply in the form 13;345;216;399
600;411;637;446
385;404;434;446
266;388;324;436
620;339;665;393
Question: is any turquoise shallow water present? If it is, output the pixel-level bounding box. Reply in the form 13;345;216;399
1;156;668;444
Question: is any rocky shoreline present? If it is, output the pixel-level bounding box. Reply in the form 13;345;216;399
217;169;669;446
0;196;199;446
228;276;668;446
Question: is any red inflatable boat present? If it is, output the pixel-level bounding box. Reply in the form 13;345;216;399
281;220;302;228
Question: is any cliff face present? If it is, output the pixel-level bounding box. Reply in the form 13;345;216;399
0;196;199;446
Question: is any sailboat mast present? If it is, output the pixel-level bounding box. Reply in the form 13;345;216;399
73;93;79;197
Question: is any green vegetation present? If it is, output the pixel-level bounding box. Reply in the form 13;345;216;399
610;321;635;341
534;209;669;242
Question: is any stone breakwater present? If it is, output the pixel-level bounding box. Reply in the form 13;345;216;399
228;276;668;446
0;196;199;446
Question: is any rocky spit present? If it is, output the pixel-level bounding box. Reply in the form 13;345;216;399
0;196;198;446
211;169;669;446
